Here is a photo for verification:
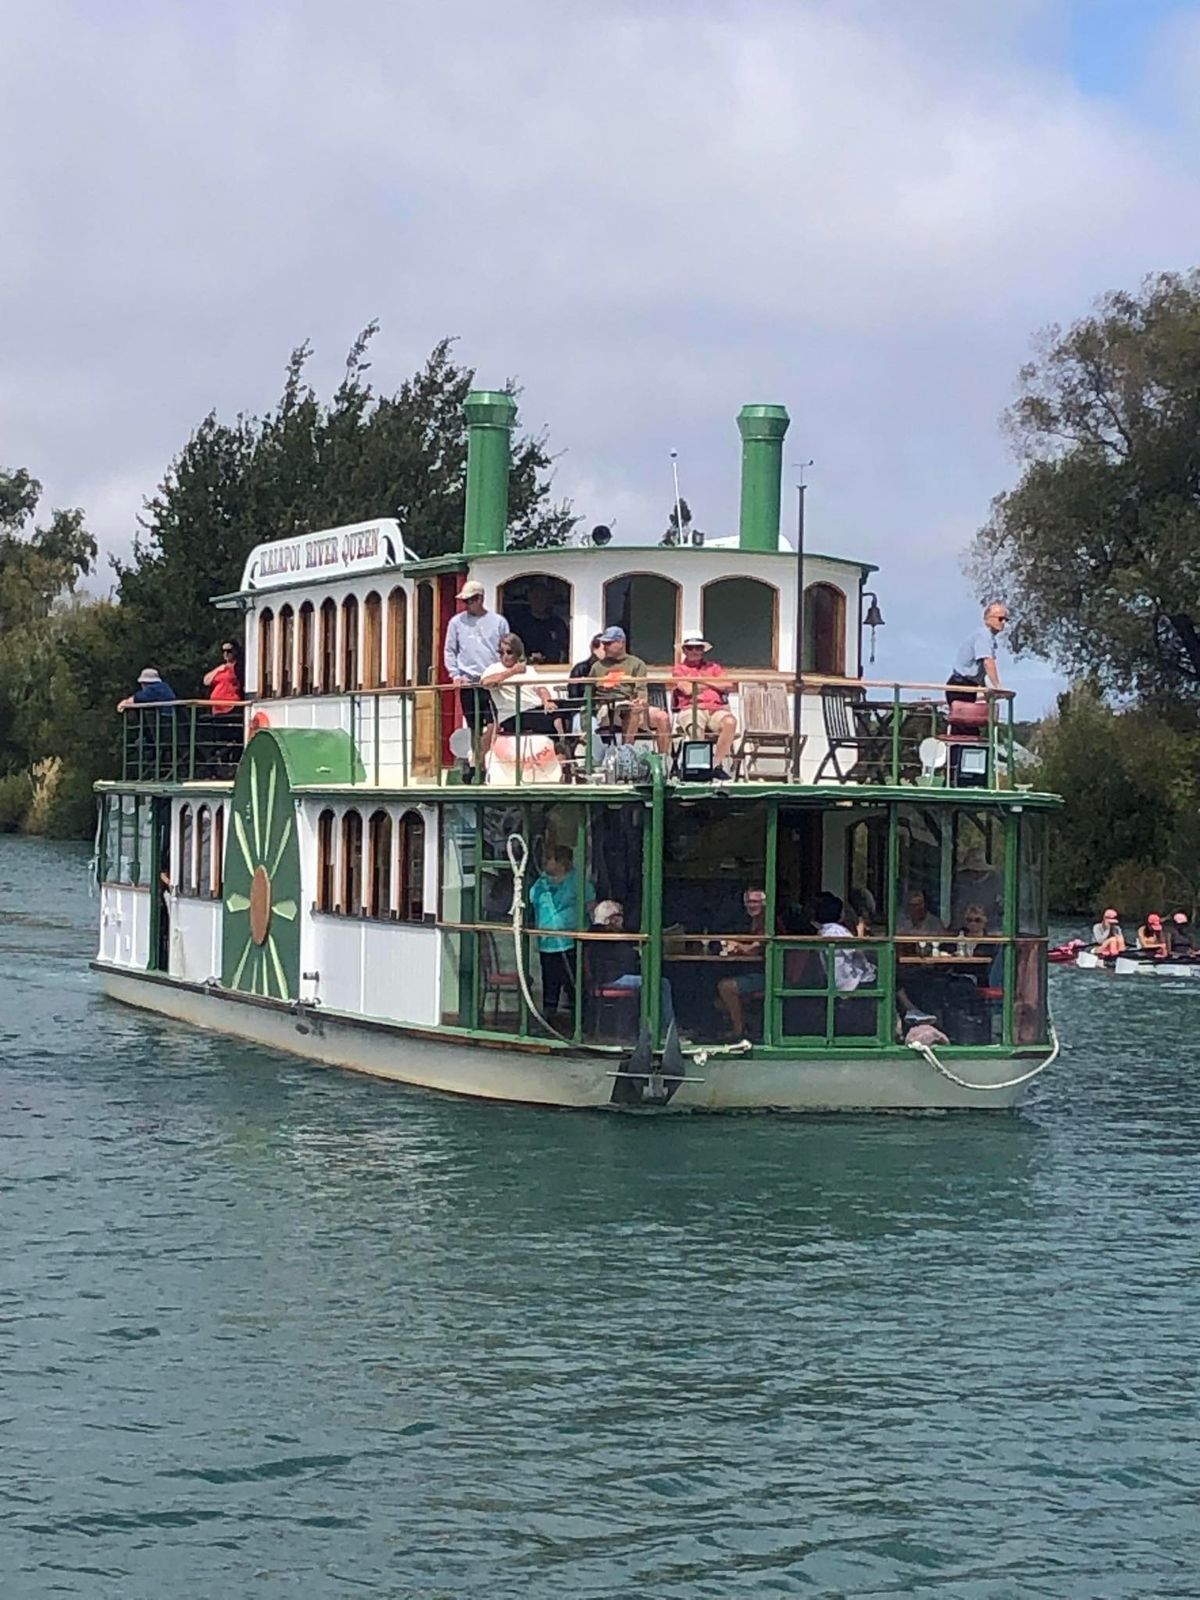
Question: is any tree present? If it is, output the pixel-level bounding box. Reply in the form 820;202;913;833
662;497;693;545
970;271;1200;710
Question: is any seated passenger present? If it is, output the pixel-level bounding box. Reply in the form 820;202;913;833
715;888;767;1040
587;900;674;1027
813;892;876;992
1091;908;1125;958
1136;913;1167;957
589;627;672;755
480;634;564;737
896;889;947;938
1169;911;1194;956
671;633;738;781
562;633;604;719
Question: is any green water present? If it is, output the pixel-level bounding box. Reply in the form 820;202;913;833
2;836;1197;1598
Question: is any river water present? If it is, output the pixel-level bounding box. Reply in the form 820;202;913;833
1;836;1197;1599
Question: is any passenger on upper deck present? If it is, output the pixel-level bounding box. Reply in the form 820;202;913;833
116;667;177;713
516;583;569;665
444;580;508;782
671;633;737;781
589;627;671;756
480;635;564;736
947;602;1007;707
203;641;242;709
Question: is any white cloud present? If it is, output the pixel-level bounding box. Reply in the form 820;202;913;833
2;0;1199;692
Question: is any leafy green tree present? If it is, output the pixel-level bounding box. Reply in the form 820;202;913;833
970;271;1200;709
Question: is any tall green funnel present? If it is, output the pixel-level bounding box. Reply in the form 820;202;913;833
737;403;790;553
463;390;518;556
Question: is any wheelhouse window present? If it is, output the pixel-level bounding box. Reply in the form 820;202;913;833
319;599;337;693
498;574;571;664
368;809;392;918
341;595;359;690
802;583;846;676
399;810;425;921
178;804;194;894
258;608;275;698
197;805;212;897
363;592;383;689
701;578;777;670
342;809;363;915
386;586;408;687
278;604;295;696
298;602;314;695
603;573;680;666
316;809;336;911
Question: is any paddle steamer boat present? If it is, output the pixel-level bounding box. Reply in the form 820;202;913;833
93;395;1059;1109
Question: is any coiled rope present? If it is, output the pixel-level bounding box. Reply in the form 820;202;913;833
906;1017;1060;1092
506;833;574;1044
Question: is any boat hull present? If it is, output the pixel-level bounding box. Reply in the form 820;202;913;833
94;963;1041;1112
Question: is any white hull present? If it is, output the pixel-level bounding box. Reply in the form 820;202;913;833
95;963;1041;1112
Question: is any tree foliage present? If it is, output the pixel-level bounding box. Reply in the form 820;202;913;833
970;271;1200;709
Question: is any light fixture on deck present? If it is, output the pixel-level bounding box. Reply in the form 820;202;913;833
678;740;715;782
591;524;613;546
862;591;885;664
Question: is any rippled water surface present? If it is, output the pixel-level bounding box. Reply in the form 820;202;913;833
2;837;1198;1598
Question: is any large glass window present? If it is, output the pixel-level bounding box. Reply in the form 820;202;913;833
603;573;680;666
802;584;845;676
701;578;777;669
498;575;571;665
1018;813;1047;935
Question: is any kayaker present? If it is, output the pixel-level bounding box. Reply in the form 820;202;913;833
1136;913;1167;958
1169;912;1194;957
1091;909;1125;958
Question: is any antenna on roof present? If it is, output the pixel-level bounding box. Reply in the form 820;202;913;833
669;450;684;550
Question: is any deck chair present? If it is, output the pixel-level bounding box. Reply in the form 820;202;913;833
813;684;869;782
733;682;803;779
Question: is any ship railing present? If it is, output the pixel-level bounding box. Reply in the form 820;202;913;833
119;701;246;783
334;672;1016;788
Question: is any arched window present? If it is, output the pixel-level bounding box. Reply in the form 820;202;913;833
298;602;315;696
363;592;383;689
278;604;295;696
398;811;425;922
212;806;224;896
319;599;337;693
386;586;408;687
197;805;212;897
803;583;847;676
497;574;572;664
701;578;778;669
342;809;363;915
178;804;194;895
317;809;336;911
258;608;275;698
342;595;360;690
368;809;392;917
603;573;680;666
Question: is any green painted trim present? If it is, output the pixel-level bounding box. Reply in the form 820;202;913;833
647;757;665;1047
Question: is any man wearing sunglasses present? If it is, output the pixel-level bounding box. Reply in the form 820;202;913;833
947;602;1007;708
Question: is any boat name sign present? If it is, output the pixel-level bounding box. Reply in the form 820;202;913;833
241;518;413;592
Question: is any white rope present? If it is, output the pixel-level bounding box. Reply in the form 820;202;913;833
505;833;573;1043
906;1017;1060;1092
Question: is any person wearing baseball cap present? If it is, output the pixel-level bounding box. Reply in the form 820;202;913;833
1136;912;1167;958
443;579;509;782
1090;908;1125;959
588;626;671;755
672;632;738;779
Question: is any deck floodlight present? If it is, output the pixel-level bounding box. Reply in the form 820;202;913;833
679;740;715;782
957;745;989;787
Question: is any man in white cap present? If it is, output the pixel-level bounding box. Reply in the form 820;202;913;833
671;632;738;779
443;579;508;781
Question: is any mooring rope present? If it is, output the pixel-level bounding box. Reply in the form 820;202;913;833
906;1017;1060;1092
506;833;575;1044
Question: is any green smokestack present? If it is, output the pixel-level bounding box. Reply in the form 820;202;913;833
463;390;518;556
737;403;790;553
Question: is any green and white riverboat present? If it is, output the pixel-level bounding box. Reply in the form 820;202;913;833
93;394;1059;1110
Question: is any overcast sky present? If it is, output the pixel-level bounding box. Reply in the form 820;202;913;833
4;0;1200;712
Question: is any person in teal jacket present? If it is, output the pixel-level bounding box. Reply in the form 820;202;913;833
528;845;595;1019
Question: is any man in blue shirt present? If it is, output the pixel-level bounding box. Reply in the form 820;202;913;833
947;602;1007;705
116;667;178;711
528;845;596;1019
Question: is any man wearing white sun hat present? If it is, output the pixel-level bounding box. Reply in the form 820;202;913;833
671;632;738;779
443;579;508;782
